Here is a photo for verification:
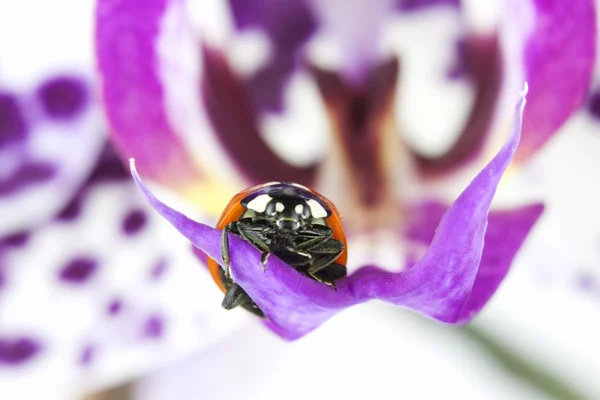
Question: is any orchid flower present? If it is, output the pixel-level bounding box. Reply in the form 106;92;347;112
94;0;594;340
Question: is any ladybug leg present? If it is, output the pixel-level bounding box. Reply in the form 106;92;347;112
294;227;333;251
307;252;342;278
221;222;238;280
222;283;265;318
221;282;249;310
237;223;272;272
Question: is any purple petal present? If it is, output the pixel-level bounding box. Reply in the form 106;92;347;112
345;86;529;322
132;85;529;339
516;0;595;162
95;0;202;188
405;201;544;321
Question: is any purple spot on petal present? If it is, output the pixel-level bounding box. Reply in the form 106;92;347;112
37;76;88;120
87;143;129;182
149;258;168;281
0;92;28;147
58;257;98;284
0;162;57;197
1;231;30;248
396;0;459;12
106;298;123;316
576;272;598;293
142;314;164;339
56;193;83;221
587;90;600;120
0;269;5;291
15;162;56;183
0;337;41;365
79;344;95;366
122;209;147;236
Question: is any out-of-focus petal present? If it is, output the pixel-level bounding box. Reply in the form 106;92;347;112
133;87;530;340
95;0;203;189
0;142;242;398
0;76;104;236
308;0;396;84
228;0;317;112
396;0;459;12
512;0;595;162
200;45;318;186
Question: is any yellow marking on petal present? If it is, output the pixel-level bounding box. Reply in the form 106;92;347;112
499;165;519;189
179;179;238;216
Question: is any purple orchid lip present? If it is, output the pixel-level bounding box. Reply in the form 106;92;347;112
131;85;541;340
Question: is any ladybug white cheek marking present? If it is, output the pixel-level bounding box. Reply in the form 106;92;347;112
307;199;328;219
246;194;272;213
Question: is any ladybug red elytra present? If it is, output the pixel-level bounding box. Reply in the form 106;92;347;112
206;182;348;317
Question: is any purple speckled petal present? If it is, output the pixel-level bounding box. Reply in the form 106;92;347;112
515;0;595;162
132;84;529;339
405;201;544;321
0;76;104;236
95;0;203;189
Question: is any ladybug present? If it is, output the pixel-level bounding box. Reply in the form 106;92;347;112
206;182;348;317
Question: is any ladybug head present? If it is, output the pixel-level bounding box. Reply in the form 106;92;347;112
265;197;311;232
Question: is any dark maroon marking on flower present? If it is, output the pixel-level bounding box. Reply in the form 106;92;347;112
122;209;147;236
312;58;399;206
142;313;164;339
0;337;41;365
411;35;502;174
200;45;317;186
58;257;98;284
228;0;317;112
396;0;459;12
0;231;30;248
106;298;123;316
587;90;600;120
37;76;88;120
0;92;28;148
0;162;57;197
79;344;95;366
149;258;168;281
